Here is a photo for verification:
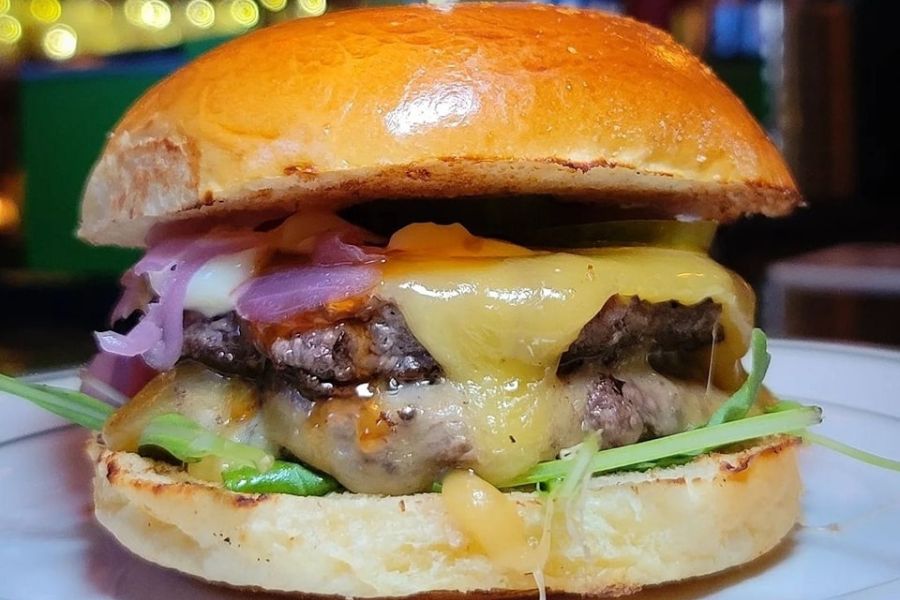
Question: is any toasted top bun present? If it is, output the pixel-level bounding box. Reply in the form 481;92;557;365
79;3;800;247
90;435;801;597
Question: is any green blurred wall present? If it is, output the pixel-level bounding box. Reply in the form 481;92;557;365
19;60;180;274
18;41;233;275
18;36;240;275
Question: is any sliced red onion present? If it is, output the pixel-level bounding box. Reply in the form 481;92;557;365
97;231;264;372
80;351;158;404
110;271;153;322
96;315;162;356
95;222;382;384
108;236;196;322
235;265;379;324
312;231;385;266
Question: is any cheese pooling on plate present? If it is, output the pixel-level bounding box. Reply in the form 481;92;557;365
100;220;755;495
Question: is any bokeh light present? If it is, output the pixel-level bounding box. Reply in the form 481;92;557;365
140;0;172;30
186;0;215;28
298;0;326;18
261;0;287;11
0;15;22;45
42;23;77;60
31;0;62;24
230;0;259;27
0;194;20;233
1;0;331;61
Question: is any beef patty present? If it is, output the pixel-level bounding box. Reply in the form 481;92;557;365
182;296;723;400
182;312;264;377
182;303;440;398
183;295;721;396
559;296;723;373
179;295;725;492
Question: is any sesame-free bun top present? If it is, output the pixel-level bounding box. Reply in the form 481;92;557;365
79;3;800;247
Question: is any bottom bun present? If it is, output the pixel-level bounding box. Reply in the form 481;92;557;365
89;436;801;598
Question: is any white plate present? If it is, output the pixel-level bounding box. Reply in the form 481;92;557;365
1;340;900;600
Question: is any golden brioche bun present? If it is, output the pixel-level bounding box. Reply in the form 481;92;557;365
79;3;800;247
89;435;801;598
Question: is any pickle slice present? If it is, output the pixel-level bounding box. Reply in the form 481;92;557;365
344;198;716;251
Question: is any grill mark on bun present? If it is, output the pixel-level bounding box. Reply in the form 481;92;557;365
719;436;800;475
105;455;120;484
284;164;318;178
232;494;270;508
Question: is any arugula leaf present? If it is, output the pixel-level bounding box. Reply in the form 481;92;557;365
764;399;900;471
520;328;777;484
138;413;273;472
706;328;771;426
139;414;343;496
617;454;696;473
502;405;822;488
803;431;900;472
0;376;337;497
0;374;114;430
765;399;806;413
223;460;340;496
556;434;600;499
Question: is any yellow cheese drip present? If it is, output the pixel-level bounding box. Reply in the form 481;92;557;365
380;225;754;484
388;222;535;258
441;470;539;573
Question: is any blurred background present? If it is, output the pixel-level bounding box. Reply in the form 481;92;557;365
0;0;897;375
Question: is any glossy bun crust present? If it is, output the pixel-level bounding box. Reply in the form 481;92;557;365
79;3;800;247
90;436;801;597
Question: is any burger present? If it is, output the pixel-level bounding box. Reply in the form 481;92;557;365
4;3;816;597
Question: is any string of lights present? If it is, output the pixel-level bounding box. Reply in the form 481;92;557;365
0;0;327;62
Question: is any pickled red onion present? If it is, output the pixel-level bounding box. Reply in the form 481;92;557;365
311;231;384;266
92;223;383;388
96;232;263;371
235;265;379;324
80;351;158;404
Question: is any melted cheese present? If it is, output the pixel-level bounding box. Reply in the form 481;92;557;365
388;222;536;258
441;470;539;573
174;222;754;487
184;249;259;317
273;210;367;254
380;225;754;483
